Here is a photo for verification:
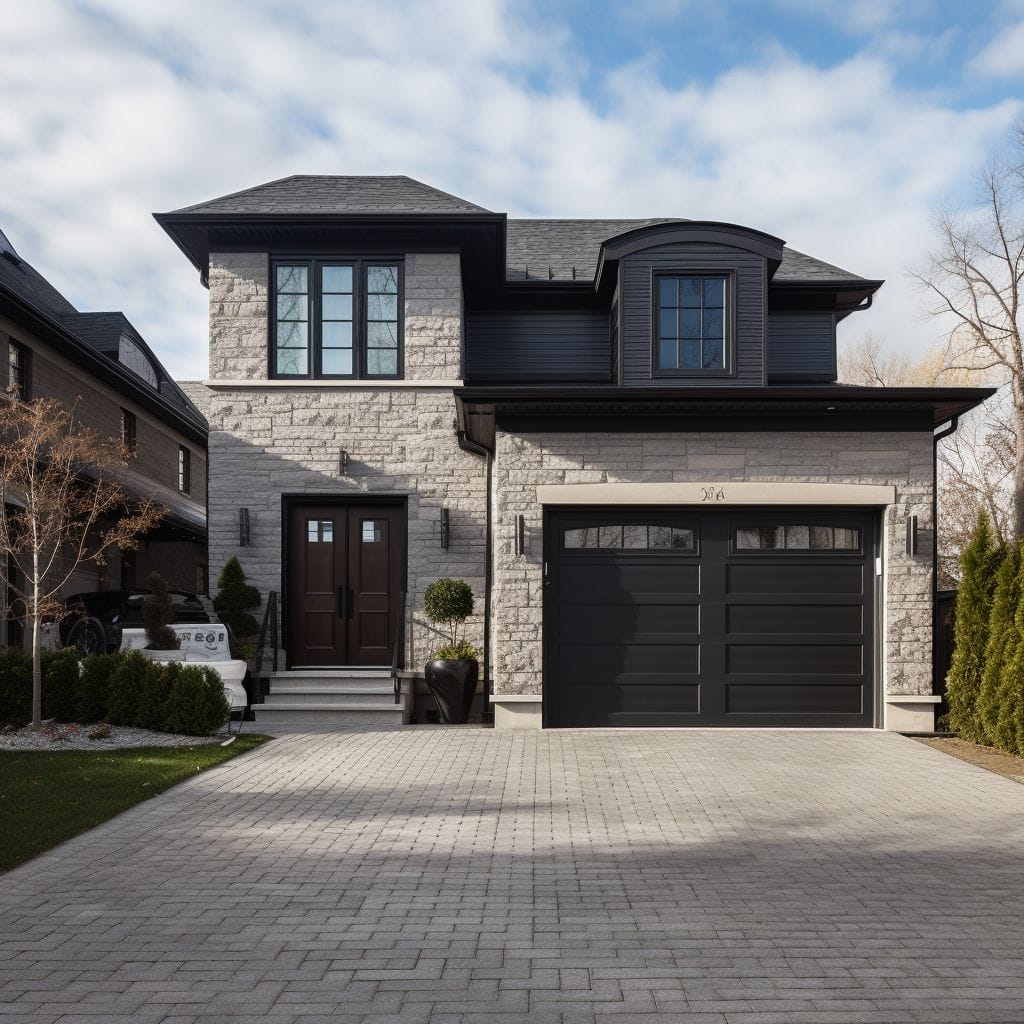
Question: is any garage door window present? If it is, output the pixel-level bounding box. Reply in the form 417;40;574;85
734;524;860;551
563;523;696;551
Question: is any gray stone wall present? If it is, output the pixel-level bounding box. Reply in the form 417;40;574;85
205;387;487;662
492;429;934;699
207;251;464;382
205;250;482;663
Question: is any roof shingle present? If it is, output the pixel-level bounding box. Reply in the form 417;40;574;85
170;175;491;216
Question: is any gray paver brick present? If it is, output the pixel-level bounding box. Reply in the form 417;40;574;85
1;729;1023;1023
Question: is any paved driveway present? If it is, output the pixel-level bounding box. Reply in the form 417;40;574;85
2;730;1024;1024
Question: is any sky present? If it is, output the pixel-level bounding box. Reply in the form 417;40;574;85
1;0;1023;380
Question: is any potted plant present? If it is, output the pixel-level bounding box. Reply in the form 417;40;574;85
423;578;479;724
142;572;183;661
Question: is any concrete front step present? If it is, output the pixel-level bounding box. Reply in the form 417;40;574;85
252;704;405;727
269;679;396;694
263;689;400;707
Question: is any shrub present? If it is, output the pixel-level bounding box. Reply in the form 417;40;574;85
0;647;32;728
161;665;229;736
106;650;158;727
213;557;261;640
143;572;179;650
136;660;174;730
41;648;80;722
432;640;480;661
424;578;475;658
978;542;1022;746
946;512;1001;741
75;653;120;724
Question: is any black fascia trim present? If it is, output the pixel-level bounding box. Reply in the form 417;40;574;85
0;287;208;445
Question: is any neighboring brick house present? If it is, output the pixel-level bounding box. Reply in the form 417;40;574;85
0;226;208;641
157;176;991;732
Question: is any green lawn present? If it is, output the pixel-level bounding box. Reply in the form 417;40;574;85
0;734;269;872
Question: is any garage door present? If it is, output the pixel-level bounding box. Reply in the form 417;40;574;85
544;507;876;728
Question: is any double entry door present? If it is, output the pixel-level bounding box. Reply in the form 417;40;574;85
287;503;403;667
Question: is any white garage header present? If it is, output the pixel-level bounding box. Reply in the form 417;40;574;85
535;482;897;506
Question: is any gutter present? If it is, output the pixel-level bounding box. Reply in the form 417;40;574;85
455;403;494;726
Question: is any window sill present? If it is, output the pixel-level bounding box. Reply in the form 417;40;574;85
203;379;464;390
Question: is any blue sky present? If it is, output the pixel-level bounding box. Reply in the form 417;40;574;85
1;0;1022;378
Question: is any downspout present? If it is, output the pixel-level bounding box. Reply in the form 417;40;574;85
933;415;959;701
455;412;493;726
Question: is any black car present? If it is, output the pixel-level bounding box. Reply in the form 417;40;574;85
59;589;212;655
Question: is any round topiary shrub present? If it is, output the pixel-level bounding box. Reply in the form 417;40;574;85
136;661;175;730
143;572;179;651
424;578;477;659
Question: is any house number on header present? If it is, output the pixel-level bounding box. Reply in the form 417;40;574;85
700;486;726;502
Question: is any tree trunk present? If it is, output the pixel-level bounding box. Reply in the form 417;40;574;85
1015;399;1024;540
30;555;41;730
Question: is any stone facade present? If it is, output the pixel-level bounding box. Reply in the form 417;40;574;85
491;429;934;701
205;251;486;663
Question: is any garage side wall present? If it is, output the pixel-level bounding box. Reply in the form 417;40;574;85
492;429;934;702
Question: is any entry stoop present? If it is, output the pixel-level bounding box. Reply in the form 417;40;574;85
252;668;411;727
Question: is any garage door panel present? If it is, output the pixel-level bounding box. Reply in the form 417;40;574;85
560;602;699;641
727;603;863;635
545;507;875;728
727;643;863;675
726;683;864;715
558;642;700;680
560;562;700;597
727;562;864;595
556;683;701;719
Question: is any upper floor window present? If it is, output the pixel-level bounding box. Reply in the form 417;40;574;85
654;274;729;375
7;341;30;400
178;445;191;495
272;259;402;379
118;335;159;388
120;408;137;453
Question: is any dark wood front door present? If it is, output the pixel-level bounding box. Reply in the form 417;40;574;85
287;503;403;667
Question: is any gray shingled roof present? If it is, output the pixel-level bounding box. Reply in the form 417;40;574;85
505;219;866;284
170;175;492;216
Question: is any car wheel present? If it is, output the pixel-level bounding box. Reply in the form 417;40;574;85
66;617;107;656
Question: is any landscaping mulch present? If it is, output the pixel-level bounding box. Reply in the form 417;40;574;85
915;735;1024;785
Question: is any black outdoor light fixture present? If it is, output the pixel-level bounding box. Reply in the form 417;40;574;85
514;514;525;556
238;507;250;547
339;449;349;476
905;514;918;557
440;507;450;550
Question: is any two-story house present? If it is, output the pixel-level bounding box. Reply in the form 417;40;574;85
157;176;991;732
0;226;208;644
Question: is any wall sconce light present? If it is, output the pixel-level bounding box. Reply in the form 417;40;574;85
514;514;525;556
339;449;349;476
238;507;250;547
905;515;918;557
440;507;450;550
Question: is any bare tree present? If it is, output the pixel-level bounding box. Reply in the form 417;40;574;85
0;396;164;729
838;333;979;387
912;131;1024;535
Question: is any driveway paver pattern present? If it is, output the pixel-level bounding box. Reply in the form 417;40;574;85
1;729;1023;1024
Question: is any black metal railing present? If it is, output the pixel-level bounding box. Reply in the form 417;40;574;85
392;590;406;704
248;591;279;703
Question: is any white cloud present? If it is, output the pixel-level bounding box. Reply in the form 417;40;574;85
0;0;1018;378
969;20;1024;78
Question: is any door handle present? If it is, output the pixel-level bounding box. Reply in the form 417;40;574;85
337;585;346;619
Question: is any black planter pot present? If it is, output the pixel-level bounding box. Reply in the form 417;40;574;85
424;658;478;724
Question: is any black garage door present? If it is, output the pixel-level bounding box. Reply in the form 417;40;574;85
544;507;876;728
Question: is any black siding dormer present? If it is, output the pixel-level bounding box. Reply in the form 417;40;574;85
620;242;766;386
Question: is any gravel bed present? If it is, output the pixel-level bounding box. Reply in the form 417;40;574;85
0;723;231;751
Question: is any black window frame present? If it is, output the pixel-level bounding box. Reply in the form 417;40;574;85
7;340;31;400
730;518;864;555
178;445;191;496
559;514;700;556
651;270;736;379
120;408;137;453
269;258;404;381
